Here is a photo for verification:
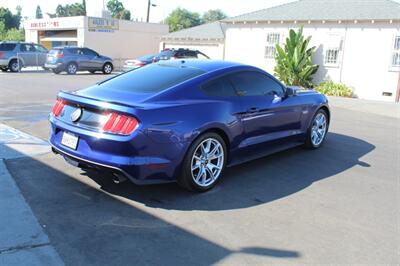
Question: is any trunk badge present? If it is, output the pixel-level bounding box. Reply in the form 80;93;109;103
71;108;83;123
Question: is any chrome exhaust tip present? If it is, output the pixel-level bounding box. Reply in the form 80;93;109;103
112;173;127;184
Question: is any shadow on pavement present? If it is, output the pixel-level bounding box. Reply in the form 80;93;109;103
5;141;305;265
85;132;375;211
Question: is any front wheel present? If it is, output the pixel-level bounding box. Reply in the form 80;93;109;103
102;63;113;74
178;133;227;192
304;109;329;149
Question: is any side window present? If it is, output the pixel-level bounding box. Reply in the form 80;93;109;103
185;51;198;58
83;48;98;56
34;45;47;53
228;71;284;96
202;77;237;97
20;44;36;52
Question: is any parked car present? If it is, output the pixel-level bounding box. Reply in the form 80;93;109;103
0;41;48;72
49;60;330;192
157;48;209;60
122;54;157;72
45;47;113;75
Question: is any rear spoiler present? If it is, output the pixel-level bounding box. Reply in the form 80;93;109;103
57;90;142;114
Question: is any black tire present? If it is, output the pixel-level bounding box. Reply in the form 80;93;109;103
0;67;8;72
8;59;21;72
102;63;113;74
52;69;61;74
178;132;227;192
304;109;329;149
66;62;78;75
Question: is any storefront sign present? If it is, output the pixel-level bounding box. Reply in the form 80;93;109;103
88;17;119;32
30;21;60;29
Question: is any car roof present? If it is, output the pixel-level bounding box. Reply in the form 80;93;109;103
157;59;245;72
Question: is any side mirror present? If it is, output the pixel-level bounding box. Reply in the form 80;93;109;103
285;87;297;97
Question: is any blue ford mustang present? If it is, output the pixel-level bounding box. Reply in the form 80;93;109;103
49;60;330;192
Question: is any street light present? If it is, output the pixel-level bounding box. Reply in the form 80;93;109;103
146;0;157;22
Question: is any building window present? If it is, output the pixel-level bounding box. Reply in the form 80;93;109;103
265;33;280;59
325;48;340;65
392;35;400;67
324;34;342;67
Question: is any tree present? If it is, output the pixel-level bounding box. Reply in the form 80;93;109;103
36;5;43;19
107;0;131;20
274;27;319;88
166;8;202;32
0;7;21;29
202;9;227;23
55;2;85;17
82;0;87;16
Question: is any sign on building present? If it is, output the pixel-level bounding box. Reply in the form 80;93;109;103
88;17;119;33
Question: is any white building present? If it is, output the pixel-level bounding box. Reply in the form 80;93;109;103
162;0;400;102
25;16;168;68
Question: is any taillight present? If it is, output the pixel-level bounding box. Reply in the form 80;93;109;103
0;52;4;59
56;53;64;58
52;99;66;117
134;62;145;67
102;112;139;135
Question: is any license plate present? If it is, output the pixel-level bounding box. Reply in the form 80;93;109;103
61;132;79;150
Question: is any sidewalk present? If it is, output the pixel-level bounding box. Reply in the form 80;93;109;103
328;96;400;119
0;124;63;266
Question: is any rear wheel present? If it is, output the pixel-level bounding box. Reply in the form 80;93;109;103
9;59;21;72
304;109;329;149
66;62;77;75
102;63;113;74
178;132;227;192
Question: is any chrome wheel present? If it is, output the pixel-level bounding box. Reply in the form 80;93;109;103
103;63;113;74
311;113;327;146
67;64;77;74
10;61;20;72
191;138;224;187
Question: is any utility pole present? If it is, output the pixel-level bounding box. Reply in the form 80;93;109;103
146;0;151;22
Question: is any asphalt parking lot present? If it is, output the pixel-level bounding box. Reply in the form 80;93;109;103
0;71;399;265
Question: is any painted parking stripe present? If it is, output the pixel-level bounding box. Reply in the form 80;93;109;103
0;124;50;160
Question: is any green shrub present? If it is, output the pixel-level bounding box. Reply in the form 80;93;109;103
274;26;319;88
315;80;353;97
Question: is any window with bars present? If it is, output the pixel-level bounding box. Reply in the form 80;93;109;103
265;33;280;59
325;48;340;65
392;35;400;67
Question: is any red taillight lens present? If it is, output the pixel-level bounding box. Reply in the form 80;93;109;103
52;99;66;117
134;62;145;67
0;52;4;59
102;112;139;135
56;53;64;58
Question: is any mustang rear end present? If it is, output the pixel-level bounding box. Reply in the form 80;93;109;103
49;91;184;184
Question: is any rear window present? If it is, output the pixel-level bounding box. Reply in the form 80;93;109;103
99;63;205;93
158;50;175;58
49;49;62;55
0;43;16;51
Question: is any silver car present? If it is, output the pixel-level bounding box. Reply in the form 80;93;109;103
0;42;48;72
45;47;113;75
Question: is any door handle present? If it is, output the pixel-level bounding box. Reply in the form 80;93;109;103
247;107;260;113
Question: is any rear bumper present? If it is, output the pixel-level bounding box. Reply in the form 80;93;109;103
45;63;63;69
0;59;9;66
50;145;173;185
49;116;187;184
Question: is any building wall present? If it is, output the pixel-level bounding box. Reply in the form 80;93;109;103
162;41;225;59
83;18;168;69
224;22;400;102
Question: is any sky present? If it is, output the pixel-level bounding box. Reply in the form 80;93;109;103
0;0;297;23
